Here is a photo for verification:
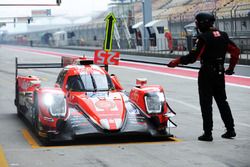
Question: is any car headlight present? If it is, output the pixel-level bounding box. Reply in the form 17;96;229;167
43;94;67;117
144;92;165;114
43;93;54;106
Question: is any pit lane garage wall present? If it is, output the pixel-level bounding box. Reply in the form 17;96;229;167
1;15;249;65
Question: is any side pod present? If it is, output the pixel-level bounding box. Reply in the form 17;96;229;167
129;78;176;130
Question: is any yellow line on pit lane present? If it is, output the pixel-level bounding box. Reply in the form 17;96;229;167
22;129;182;149
169;137;183;142
0;145;9;167
22;129;40;149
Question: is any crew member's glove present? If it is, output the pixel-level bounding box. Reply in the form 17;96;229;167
167;58;180;68
225;68;234;75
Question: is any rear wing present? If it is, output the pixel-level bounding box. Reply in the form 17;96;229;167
15;57;63;79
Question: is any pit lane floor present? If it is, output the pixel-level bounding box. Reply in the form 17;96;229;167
0;45;250;167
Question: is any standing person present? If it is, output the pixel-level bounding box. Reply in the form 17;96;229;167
164;28;173;53
167;12;240;141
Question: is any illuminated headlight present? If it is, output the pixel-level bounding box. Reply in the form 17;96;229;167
43;94;67;117
144;92;165;114
43;94;54;106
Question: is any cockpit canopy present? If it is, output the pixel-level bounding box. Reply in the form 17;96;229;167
67;73;114;92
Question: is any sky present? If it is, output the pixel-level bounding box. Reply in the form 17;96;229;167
0;0;111;33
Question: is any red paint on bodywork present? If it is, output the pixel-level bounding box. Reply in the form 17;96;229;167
130;85;169;126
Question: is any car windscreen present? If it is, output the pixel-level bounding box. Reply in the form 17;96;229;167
80;73;109;91
80;73;94;91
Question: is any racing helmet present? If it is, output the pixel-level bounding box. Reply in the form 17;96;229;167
195;12;215;33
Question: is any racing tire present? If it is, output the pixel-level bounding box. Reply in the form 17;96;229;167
15;81;22;117
158;129;174;138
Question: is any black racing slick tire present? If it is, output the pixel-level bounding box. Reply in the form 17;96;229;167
33;93;40;136
15;81;22;117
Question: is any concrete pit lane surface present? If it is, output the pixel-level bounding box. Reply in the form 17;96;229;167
0;45;250;167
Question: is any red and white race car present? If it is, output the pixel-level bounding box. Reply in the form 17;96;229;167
14;55;176;143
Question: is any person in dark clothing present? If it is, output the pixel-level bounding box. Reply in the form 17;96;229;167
167;12;240;141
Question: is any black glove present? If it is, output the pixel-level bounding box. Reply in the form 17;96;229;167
225;69;234;75
167;58;180;68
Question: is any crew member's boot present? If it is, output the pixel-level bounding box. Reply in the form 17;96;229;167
221;129;236;139
198;132;213;141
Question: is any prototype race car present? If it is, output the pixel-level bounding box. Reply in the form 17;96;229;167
14;56;176;143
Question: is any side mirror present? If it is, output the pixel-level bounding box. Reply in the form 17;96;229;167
136;78;147;87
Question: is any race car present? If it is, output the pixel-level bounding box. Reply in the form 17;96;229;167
14;56;176;143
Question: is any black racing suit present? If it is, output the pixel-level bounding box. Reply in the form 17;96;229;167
179;29;240;134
